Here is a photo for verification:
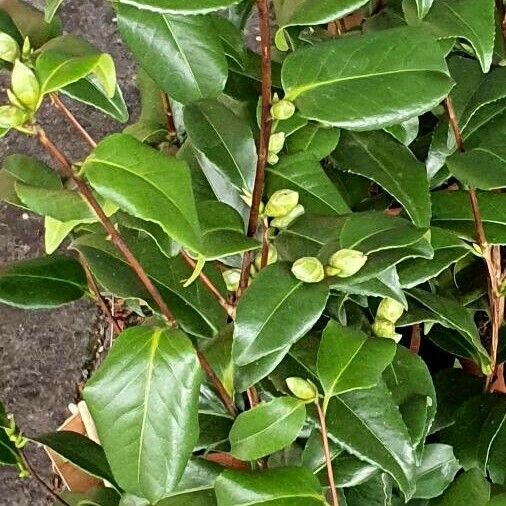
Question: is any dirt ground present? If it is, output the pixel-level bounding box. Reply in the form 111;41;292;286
0;0;139;503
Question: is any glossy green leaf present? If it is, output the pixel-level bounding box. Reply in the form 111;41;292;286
33;431;118;487
326;381;416;499
408;288;490;373
384;117;419;146
317;321;396;405
215;467;327;505
343;473;393;506
285;124;340;160
84;133;202;253
73;230;226;339
184;99;257;193
282;27;453;130
61;489;120;506
210;15;246;69
273;0;369;51
233;262;329;368
156;490;216;505
266;154;350;216
334;130;431;227
84;326;202;504
415;0;434;18
44;216;78;254
230;397;306;460
45;0;65;23
4;154;61;189
0;429;19;467
117;6;228;104
0;255;86;309
115;0;242;14
431;469;490;506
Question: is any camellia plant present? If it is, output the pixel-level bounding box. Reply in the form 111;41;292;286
2;0;506;504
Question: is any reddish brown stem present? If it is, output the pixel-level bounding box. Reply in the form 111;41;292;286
260;219;270;269
239;0;273;293
35;126;237;417
161;92;178;142
316;400;339;506
50;94;97;149
410;324;421;355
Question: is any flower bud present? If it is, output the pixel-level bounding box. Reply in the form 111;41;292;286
376;297;404;323
271;99;296;120
328;249;367;278
291;257;324;283
255;244;278;270
0;105;27;129
286;377;318;402
269;132;285;154
0;33;19;63
11;60;40;111
325;266;341;277
265;189;299;218
222;268;241;292
271;204;305;229
267;152;279;165
372;319;402;343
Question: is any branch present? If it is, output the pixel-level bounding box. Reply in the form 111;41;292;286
239;0;273;294
161;92;178;142
316;400;339;506
34;126;237;417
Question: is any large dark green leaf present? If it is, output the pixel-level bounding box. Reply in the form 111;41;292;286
117;6;227;104
266;154;350;216
333;130;431;227
233;262;329;368
0;430;19;467
229;397;306;460
84;325;202;504
33;431;118;488
431;469;490;506
215;467;327;505
326;381;416;499
408;288;490;373
285;124;340;160
115;0;242;14
84;133;202;253
184;99;256;193
282;27;453;130
4;154;61;189
0;255;86;309
343;474;393;506
317;321;396;407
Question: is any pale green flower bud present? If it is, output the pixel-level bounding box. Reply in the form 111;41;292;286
372;319;402;343
325;266;341;277
269;132;285;154
0;33;19;63
255;244;278;270
222;268;241;292
265;189;299;218
286;377;318;402
292;257;324;283
267;152;279;165
22;37;31;59
377;297;404;323
271;204;305;229
11;60;40;111
271;99;296;120
328;249;367;278
0;105;27;129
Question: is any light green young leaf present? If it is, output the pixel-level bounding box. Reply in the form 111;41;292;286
11;59;40;111
229;397;306;460
44;216;78;254
45;0;65;23
415;0;434;18
0;32;19;62
84;326;202;504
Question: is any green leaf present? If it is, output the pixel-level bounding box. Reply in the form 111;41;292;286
397;228;471;288
44;216;78;254
115;0;242;14
431;469;490;506
282;27;453;130
343;474;393;506
156;490;217;505
0;255;86;309
215;467;327;505
233;262;329;368
33;431;118;488
413;444;460;499
184;99;257;193
422;0;495;72
84;133;202;254
210;15;246;69
229;397;306;460
273;0;369;51
333;130;431;228
266;154;350;216
285;124;340;160
415;0;434;18
61;489;120;506
84;326;202;504
0;430;20;467
73;230;226;339
326;381;417;500
117;6;228;104
4;154;61;189
45;0;65;23
317;321;396;406
408;288;490;373
384;117;419;146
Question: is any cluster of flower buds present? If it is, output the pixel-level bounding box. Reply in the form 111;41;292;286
222;268;241;292
286;377;318;403
267;94;296;165
326;249;368;278
264;189;305;229
372;297;405;342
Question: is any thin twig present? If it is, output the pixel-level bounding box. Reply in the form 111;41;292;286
239;0;273;294
410;324;421;355
21;451;72;506
260;218;270;269
316;400;339;506
161;92;178;142
50;94;97;149
443;97;504;390
34;126;237;417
